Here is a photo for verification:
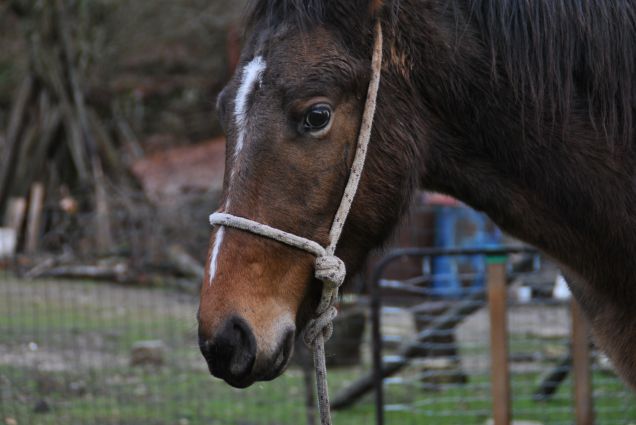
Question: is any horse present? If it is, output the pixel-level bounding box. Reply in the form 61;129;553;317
197;0;636;391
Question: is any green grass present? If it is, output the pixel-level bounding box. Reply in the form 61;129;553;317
4;362;634;425
1;277;635;424
1;364;376;425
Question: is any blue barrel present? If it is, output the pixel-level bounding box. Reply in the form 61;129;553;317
430;206;502;298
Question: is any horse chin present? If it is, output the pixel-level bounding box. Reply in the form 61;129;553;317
256;328;296;382
220;361;290;388
261;348;294;382
219;363;289;388
220;375;257;389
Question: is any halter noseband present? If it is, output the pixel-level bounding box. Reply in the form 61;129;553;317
209;21;383;425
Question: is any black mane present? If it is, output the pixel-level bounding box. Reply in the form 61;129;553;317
470;0;636;145
247;0;636;145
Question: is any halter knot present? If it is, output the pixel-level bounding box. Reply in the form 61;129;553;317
314;255;346;291
303;255;345;349
303;305;338;348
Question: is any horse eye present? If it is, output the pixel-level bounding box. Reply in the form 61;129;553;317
303;105;332;132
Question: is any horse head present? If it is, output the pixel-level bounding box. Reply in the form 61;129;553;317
197;0;419;388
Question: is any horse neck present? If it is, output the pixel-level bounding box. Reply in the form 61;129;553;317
381;0;636;393
387;1;636;289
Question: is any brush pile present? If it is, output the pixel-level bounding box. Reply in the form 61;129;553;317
0;0;241;283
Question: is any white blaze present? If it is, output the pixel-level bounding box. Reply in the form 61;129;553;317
209;57;266;286
208;227;225;284
233;56;266;158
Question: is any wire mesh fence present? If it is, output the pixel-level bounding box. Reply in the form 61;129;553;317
0;274;327;425
1;2;632;423
2;205;636;425
370;246;636;425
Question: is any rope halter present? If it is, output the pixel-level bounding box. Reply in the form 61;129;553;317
209;21;383;425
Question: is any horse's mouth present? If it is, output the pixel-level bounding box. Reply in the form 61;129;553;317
260;331;295;381
203;328;295;389
216;373;254;389
211;355;291;389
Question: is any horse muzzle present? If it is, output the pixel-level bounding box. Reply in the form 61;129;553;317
198;315;295;388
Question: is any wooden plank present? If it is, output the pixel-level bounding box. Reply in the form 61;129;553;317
571;300;594;425
0;228;17;259
31;263;129;281
487;258;511;425
93;158;113;253
2;197;27;257
4;197;27;232
25;182;45;254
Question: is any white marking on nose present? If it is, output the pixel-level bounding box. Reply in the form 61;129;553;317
208;227;225;285
233;56;266;157
210;57;266;285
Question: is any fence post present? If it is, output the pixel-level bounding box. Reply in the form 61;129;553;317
25;182;45;254
370;271;384;425
571;300;594;425
487;255;511;425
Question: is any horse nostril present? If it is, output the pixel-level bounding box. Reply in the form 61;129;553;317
201;316;256;384
198;335;213;360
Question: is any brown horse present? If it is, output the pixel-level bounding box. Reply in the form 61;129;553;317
198;0;636;390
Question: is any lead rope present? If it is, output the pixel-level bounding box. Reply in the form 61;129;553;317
209;21;383;425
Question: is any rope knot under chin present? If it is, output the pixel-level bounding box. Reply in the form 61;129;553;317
303;306;338;348
303;255;345;349
314;255;346;290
